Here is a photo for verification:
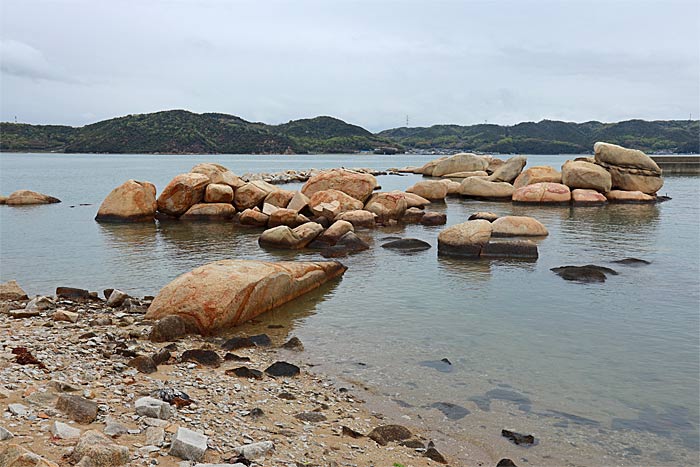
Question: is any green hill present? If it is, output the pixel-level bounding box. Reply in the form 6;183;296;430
0;110;399;154
378;119;699;154
0;111;696;154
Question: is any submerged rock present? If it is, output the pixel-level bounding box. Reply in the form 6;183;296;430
551;265;618;283
5;190;61;205
468;211;499;222
381;238;431;252
320;231;370;258
144;259;346;333
612;258;651;266
437;220;492;258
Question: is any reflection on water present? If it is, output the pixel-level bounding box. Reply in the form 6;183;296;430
1;153;698;466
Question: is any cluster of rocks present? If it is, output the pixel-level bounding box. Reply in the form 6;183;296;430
239;167;396;185
437;213;548;259
0;190;61;206
0;279;457;466
401;142;667;205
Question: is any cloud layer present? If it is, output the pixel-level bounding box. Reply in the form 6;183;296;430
1;0;698;130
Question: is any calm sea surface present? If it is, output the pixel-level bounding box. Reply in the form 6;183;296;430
1;153;698;466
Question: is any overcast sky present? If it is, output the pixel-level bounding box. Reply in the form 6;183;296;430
1;0;698;131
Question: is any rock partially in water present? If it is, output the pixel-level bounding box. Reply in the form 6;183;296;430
258;222;324;249
282;336;304;351
320;231;369;258
365;192;408;221
468;211;499;222
5;189;61;205
239;208;269;226
419;358;453;373
513;165;562;189
430;402;470;420
180;203;236;220
381;238;431;252
612;257;651;266
157;173;209;217
480;240;539;259
501;429;535;446
420;211;447;226
491;216;548;237
437;220;492;258
0;280;28;301
335;209;377;228
145;259;346;332
406;180;448;200
551;265;618;283
512;182;571;204
56;286;91;300
95;179;157;222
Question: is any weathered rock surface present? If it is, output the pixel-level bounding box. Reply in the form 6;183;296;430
145;259;346;332
50;421;81;439
437;220;492;258
512;182;571;204
572;189;607;205
149;315;192;342
239;208;269;226
441;170;488;179
55;394;98;424
169;427;208;461
0;280;28;301
364;192;407;221
233;182;273;210
135;396;174;419
513;165;562;189
368;425;413;445
420;211;447;226
258;222;324;249
264;189;295;208
402;192;432;208
459;177;514;199
491;216;548;237
468;212;499;222
316;220;354;245
191;163;243;189
157;173;209;217
204;184;234;203
308;189;364;214
551;265;618;283
335;210;376;228
181;203;236;220
95;180;157;222
286;191;310;212
0;444;59;466
594;142;663;194
606;190;656;203
488;155;526;183
561;160;612;192
268;208;309;228
301;169;377;202
406;181;448;200
234;440;274;460
5;190;61;205
401;207;426;223
430;153;489;177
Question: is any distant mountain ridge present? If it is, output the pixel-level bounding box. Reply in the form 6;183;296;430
0;110;697;154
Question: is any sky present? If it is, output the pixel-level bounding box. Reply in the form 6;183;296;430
1;0;698;131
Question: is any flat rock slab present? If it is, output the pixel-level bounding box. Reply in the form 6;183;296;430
145;260;346;333
169;427;208;461
381;238;431;251
55;394;98;424
551;265;618;283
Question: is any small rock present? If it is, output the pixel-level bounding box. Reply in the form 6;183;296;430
56;287;90;300
425;446;448;463
11;347;45;368
144;426;165;446
70;430;130;466
0;426;13;440
51;421;81;439
225;367;263;380
0;280;28;301
368;424;412;445
221;337;254;351
249;334;272;346
128;356;157;374
151;349;171;365
399;438;424;448
9;309;40;319
294;412;327;423
234;440;274;460
25;296;55;312
265;361;300;377
341;426;364;438
106;289;129;307
8;403;28;416
223;353;250;362
551;265;617;283
181;349;222;367
497;459;519;467
52;310;80;323
282;337;304;351
55;394;98;424
612;257;651;266
103;418;129;436
501;429;535;446
149;315;191;342
0;445;58;466
381;238;431;252
420;211;447;226
169;427;208;461
135;397;173;420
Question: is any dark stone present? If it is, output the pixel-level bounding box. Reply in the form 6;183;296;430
55;394;98;423
368;425;412;446
78;332;97;339
380;236;402;241
282;337;304;351
224;353;251;362
425;446;448;463
56;287;90;300
225;366;263;380
294;412;327;422
149;316;191;342
501;429;535;446
381;238;431;251
320;231;370;258
103;288;114;299
430;402;470;420
12;347;45;369
420;212;447;226
481;240;538;259
399;438;425;448
612;258;651;266
265;361;300;377
437;243;483;258
249;407;265;418
151;349;171;365
419;359;454;373
314;216;331;228
497;459;518;467
249;334;272;347
267;324;284;329
180;349;222;367
222;336;254;350
551;265;618;283
128;355;157;374
278;392;297;400
341;426;364;438
152;388;191;404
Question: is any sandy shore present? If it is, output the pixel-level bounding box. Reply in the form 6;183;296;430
0;287;503;467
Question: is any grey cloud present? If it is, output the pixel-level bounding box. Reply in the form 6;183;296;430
0;39;78;84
